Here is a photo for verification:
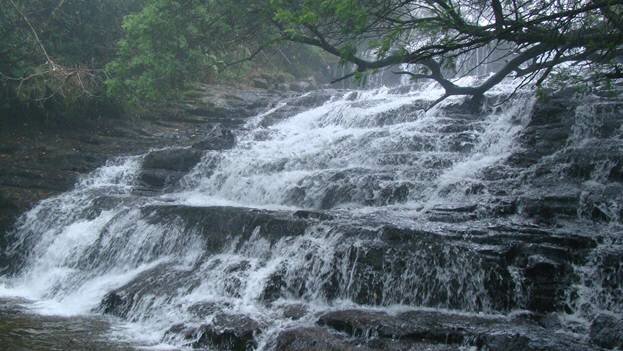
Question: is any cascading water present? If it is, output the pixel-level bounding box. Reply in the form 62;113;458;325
1;81;621;350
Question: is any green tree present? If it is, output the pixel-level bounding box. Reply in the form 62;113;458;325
0;0;141;120
105;0;275;109
270;0;623;104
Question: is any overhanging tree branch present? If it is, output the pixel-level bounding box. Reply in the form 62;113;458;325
273;0;622;101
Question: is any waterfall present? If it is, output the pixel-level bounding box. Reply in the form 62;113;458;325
1;82;621;350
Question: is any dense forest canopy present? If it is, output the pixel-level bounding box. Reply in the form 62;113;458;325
1;0;622;119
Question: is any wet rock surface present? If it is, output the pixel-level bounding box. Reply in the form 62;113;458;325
0;85;291;245
2;87;622;351
314;309;595;351
136;148;203;191
590;314;623;349
192;124;236;150
0;298;141;351
163;314;262;351
192;314;261;351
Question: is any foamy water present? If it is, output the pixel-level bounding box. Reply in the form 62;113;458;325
1;80;620;349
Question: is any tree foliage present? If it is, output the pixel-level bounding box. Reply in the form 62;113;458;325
103;0;338;109
104;0;276;108
270;0;623;103
0;0;141;118
3;0;622;118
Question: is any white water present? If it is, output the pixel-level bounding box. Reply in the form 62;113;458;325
176;82;532;213
1;81;620;349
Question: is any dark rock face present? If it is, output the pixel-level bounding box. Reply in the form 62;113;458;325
163;314;261;351
192;124;236;150
273;327;354;351
96;204;597;322
97;264;183;319
0;193;18;271
180;84;288;128
523;256;574;312
192;314;261;351
142;148;202;172
274;326;458;351
280;304;308;320
136;168;186;189
136;148;202;191
315;309;593;351
590;314;623;349
140;205;310;249
99;292;126;316
589;249;623;315
0;84;288;250
511;93;623;225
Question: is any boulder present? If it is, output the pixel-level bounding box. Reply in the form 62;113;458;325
274;327;356;351
137;169;186;189
192;313;261;351
590;314;623;349
142;148;202;172
523;255;573;313
274;326;457;351
192;124;235;150
99;292;126;316
280;303;308;320
317;309;591;351
137;148;202;190
317;309;481;343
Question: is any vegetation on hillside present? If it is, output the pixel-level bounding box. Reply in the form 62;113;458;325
1;0;142;122
104;0;270;107
2;0;622;121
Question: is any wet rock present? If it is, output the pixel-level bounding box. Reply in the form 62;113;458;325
98;264;194;319
259;269;286;303
280;304;308;320
317;309;590;351
475;333;535;351
318;310;410;339
274;326;456;351
137;169;186;189
163;323;197;342
182;84;286;125
142;148;202;172
0;192;19;268
316;309;499;344
519;194;580;224
432;204;478;213
192;313;261;351
524;255;573;313
274;327;359;351
187;302;227;318
589;249;623;313
141;205;310;250
589;314;623;349
192;124;235;150
292;210;334;221
252;78;270;89
99;292;126;316
0;84;273;243
137;148;202;190
345;225;516;310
